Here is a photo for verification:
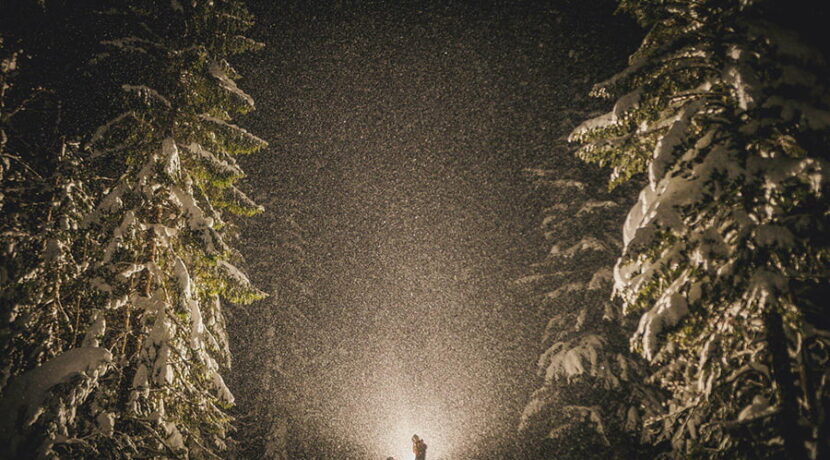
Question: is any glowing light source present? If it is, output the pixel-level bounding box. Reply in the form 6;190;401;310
372;390;447;459
327;355;455;459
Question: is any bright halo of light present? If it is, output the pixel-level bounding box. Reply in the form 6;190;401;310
373;393;447;460
337;356;452;459
383;416;440;460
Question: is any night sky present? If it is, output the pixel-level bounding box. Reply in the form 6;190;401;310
229;2;639;458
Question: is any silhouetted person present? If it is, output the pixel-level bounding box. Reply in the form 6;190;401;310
412;434;427;460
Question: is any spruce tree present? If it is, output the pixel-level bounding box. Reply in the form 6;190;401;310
0;1;268;457
1;29;105;458
517;95;661;459
571;0;830;457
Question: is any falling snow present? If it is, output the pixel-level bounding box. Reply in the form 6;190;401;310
229;2;637;458
3;0;828;459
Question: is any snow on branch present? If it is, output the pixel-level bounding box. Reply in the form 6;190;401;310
122;84;171;109
209;61;254;108
540;334;606;382
0;347;112;430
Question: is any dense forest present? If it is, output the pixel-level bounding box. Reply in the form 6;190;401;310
1;1;828;459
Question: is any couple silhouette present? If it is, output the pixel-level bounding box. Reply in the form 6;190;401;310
386;434;427;460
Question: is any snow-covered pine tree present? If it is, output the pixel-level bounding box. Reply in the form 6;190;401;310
517;95;661;459
0;146;105;458
1;31;107;458
76;1;267;457
1;1;268;458
570;0;830;457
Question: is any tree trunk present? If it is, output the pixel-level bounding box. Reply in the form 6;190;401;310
764;309;808;459
816;380;830;460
